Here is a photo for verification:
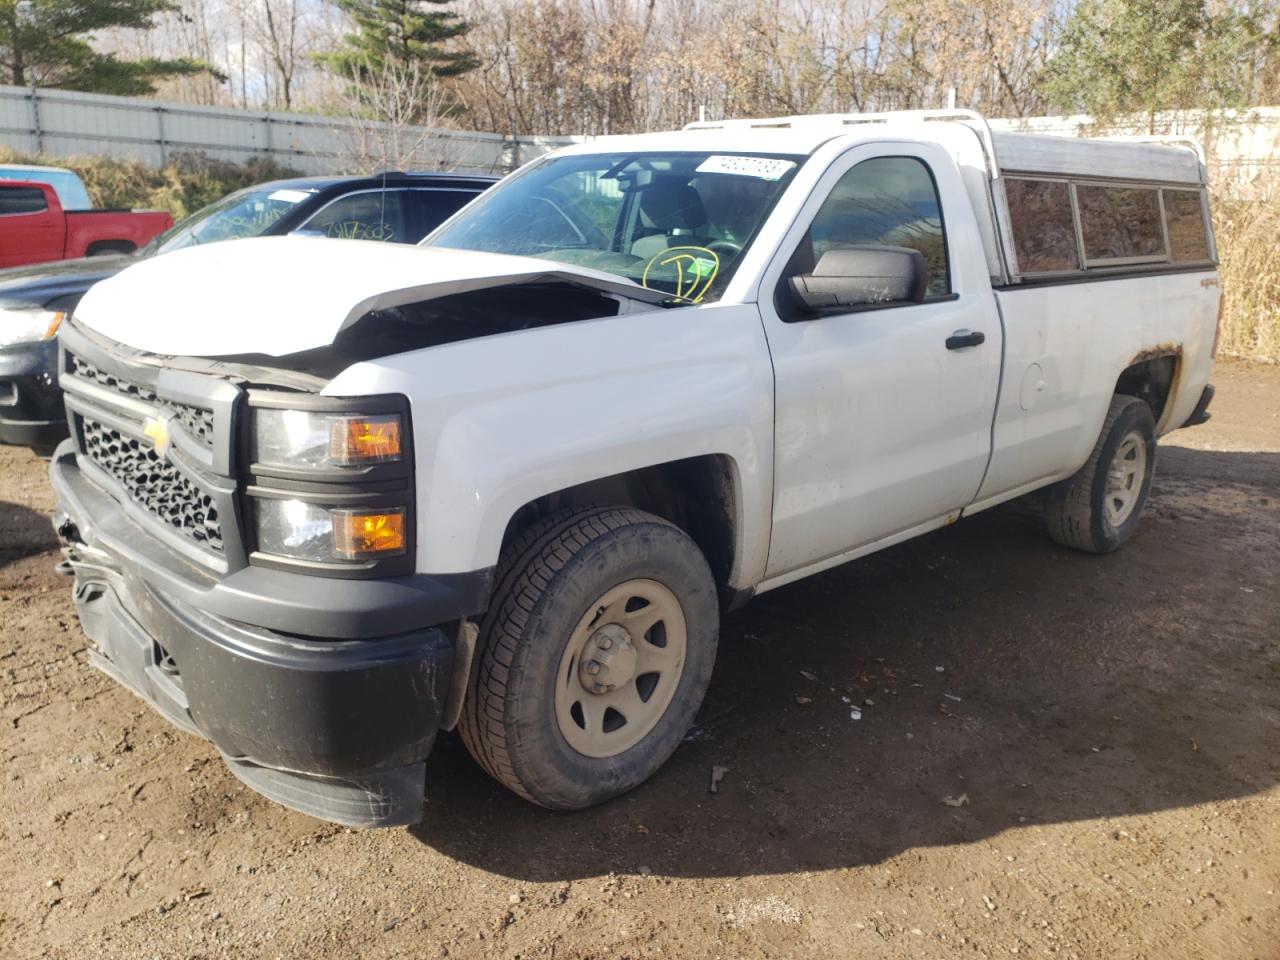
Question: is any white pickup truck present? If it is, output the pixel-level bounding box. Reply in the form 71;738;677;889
50;111;1220;827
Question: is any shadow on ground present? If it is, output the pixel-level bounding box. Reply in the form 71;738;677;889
0;499;58;570
410;448;1280;879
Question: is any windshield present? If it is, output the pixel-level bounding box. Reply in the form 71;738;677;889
0;168;92;210
424;152;802;303
146;186;316;255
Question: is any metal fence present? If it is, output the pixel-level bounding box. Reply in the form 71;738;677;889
0;84;576;175
3;85;1278;192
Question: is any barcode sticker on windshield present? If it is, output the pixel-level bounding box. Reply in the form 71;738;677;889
696;156;796;180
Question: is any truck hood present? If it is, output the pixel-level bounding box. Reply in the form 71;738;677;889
73;236;668;358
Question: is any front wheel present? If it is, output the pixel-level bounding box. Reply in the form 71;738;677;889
459;506;719;809
1045;395;1157;554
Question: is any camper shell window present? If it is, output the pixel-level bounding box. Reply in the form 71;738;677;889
1005;178;1079;274
1163;189;1213;263
1076;184;1165;265
1003;174;1214;279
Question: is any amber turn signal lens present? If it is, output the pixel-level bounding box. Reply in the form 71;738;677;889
328;414;402;464
45;311;66;340
332;509;406;560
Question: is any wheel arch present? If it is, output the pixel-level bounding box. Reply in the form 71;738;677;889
84;239;137;257
1114;345;1183;431
496;454;747;608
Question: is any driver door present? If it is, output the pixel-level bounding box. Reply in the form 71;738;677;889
759;143;1001;581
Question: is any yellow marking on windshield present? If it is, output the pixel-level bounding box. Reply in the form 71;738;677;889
641;246;720;303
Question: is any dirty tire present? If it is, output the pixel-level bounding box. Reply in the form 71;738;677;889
459;506;719;810
1045;395;1157;554
85;240;136;256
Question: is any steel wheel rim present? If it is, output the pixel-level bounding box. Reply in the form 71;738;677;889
1105;429;1148;526
554;579;688;759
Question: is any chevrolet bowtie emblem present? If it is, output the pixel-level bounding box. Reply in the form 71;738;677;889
142;415;172;460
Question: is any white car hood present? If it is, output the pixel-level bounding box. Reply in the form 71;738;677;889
73;236;665;358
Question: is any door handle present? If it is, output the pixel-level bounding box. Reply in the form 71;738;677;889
946;329;986;350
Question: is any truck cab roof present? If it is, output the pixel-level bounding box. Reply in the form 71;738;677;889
0;163;93;210
0;162;78;176
565;109;1206;190
679;110;1207;184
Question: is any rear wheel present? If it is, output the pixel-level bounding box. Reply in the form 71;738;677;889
459;506;718;809
85;240;136;257
1045;395;1157;554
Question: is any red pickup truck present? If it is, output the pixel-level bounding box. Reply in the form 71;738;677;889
0;175;172;268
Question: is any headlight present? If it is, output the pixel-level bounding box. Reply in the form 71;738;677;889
248;396;412;572
255;499;406;561
253;408;403;467
0;307;64;348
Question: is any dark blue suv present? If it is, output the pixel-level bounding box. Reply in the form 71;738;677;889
0;171;497;450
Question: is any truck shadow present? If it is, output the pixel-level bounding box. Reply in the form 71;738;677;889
0;499;58;570
412;447;1280;880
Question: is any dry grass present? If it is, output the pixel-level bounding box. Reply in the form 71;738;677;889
0;148;300;223
1213;179;1280;363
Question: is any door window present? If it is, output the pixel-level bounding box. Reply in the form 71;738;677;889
302;190;408;242
405;189;479;240
0;185;49;215
806;157;949;297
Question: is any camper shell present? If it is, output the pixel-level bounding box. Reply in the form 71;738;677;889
684;109;1215;285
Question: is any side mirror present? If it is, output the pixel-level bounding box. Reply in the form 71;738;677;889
787;245;927;312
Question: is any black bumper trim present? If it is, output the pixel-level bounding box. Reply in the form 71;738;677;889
223;757;427;828
1181;383;1214;428
0;417;67;449
0;338;65;449
64;549;450;826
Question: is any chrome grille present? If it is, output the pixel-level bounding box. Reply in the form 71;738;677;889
81;417;223;551
68;353;215;449
69;352;157;403
172;404;215;445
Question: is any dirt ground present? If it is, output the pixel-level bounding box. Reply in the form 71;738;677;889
2;361;1277;960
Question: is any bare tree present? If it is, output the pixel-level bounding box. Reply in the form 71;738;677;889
260;0;302;108
330;57;469;172
445;0;1062;136
96;0;1277;140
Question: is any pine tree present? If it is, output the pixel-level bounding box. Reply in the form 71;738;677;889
0;0;209;94
318;0;476;83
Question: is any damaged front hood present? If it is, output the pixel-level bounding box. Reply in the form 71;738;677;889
72;236;666;358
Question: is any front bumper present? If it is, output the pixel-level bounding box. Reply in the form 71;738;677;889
51;442;478;827
0;339;66;449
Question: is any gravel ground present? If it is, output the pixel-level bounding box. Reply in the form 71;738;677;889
2;360;1277;960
